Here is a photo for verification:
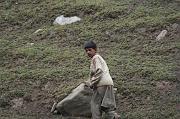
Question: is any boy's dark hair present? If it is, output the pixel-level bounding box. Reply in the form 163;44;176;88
84;40;97;49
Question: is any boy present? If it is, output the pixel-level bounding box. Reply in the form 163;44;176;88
84;40;119;119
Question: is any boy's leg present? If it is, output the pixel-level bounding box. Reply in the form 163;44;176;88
91;89;103;119
105;111;116;119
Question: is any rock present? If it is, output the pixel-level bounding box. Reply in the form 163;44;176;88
53;83;93;117
172;23;180;33
172;23;179;30
34;29;43;33
27;43;34;46
146;96;151;101
156;30;167;41
114;88;117;93
53;15;81;25
105;31;110;35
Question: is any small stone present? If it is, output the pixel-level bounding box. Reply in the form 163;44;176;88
156;30;167;41
44;82;51;90
114;88;117;93
34;29;43;33
172;23;179;30
27;43;34;46
147;96;151;101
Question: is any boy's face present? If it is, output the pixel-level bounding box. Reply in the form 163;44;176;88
85;48;96;58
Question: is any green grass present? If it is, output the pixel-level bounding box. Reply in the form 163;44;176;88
0;0;180;118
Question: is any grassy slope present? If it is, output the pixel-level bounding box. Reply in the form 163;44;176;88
0;0;180;118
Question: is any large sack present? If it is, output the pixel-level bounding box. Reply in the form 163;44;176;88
54;83;93;117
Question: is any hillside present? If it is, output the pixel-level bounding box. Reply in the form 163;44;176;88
0;0;180;118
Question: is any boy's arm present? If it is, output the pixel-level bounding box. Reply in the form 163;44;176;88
91;68;103;86
90;57;103;87
84;68;102;88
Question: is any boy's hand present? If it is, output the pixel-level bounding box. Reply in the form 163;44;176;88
89;84;95;89
83;81;97;89
83;81;91;87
